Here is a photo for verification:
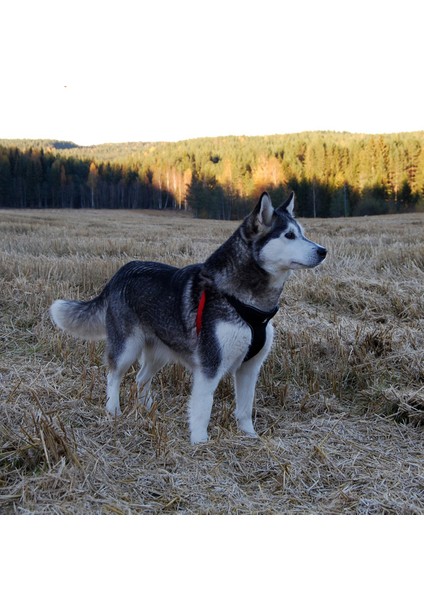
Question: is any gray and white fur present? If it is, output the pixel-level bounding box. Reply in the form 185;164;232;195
50;192;327;444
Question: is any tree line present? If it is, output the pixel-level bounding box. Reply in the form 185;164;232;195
1;131;424;218
0;146;162;210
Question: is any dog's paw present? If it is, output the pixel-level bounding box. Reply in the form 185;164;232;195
106;402;122;417
190;431;209;445
237;420;258;438
242;429;259;439
139;395;154;410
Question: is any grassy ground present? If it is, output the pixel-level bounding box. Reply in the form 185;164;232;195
1;208;423;514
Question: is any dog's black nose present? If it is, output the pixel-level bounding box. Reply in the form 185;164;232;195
317;246;327;258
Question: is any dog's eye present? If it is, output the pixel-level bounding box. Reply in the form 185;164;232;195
285;231;296;240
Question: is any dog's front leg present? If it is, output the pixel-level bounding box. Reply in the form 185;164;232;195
233;358;263;438
188;369;221;444
234;324;274;437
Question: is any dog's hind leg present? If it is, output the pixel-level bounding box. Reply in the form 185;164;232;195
106;335;142;416
188;369;222;444
136;344;168;409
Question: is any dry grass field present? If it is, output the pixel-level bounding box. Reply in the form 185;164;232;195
1;208;423;514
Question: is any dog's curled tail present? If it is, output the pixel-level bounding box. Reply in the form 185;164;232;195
50;294;107;340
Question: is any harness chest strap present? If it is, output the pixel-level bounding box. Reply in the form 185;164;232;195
195;290;278;362
195;290;207;335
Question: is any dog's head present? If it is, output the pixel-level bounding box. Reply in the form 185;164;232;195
241;191;327;274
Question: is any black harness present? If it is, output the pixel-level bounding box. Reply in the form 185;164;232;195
196;291;278;362
224;294;279;362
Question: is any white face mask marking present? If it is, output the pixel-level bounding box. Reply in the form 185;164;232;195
259;228;326;276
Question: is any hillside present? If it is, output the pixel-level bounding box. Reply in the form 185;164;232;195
1;131;424;218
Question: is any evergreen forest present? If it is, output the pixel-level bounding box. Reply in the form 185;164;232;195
1;131;424;219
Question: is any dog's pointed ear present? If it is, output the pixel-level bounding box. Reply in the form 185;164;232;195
241;192;274;240
278;192;295;216
256;192;274;226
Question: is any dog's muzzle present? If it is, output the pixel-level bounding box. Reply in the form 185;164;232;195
317;246;327;260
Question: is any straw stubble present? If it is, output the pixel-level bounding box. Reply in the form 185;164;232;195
1;209;423;514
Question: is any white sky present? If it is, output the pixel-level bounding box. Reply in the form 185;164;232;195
1;0;423;146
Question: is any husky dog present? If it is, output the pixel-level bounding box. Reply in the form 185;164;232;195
50;192;327;444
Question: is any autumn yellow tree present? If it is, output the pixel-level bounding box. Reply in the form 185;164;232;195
88;162;98;208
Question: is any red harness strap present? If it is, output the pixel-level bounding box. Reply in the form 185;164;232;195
196;290;207;335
